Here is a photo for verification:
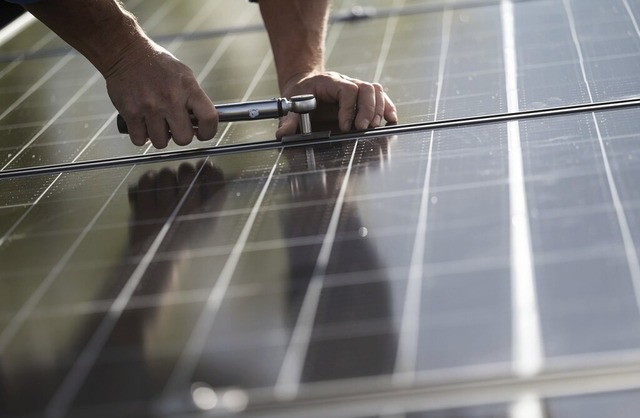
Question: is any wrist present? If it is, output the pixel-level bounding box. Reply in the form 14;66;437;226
280;68;323;96
89;10;151;77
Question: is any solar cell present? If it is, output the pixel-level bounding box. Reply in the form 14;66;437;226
546;389;640;418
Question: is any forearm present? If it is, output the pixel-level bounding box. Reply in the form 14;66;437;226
23;0;151;77
257;0;330;92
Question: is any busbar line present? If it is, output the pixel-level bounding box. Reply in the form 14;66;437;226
623;0;640;40
510;393;545;418
393;6;451;384
160;150;283;406
563;0;640;332
587;108;640;338
275;141;360;401
373;0;404;83
501;0;543;380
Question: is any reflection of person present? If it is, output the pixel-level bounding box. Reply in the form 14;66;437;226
7;0;398;148
281;139;398;381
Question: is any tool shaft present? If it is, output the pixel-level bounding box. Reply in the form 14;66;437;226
117;98;289;134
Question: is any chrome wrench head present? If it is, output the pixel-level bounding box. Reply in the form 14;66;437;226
286;94;317;134
289;94;317;114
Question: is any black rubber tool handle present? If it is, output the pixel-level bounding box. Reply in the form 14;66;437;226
116;98;289;134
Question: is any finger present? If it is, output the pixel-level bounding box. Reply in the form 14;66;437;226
353;81;376;130
382;91;398;124
335;79;359;132
275;113;299;139
125;117;149;147
146;116;171;149
188;90;218;141
315;72;359;131
371;83;386;128
167;110;195;146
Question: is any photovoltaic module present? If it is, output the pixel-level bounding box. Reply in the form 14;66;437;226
2;0;640;417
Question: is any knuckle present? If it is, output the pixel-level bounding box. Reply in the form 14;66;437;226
360;103;376;113
359;81;375;92
120;103;145;120
342;82;359;95
200;109;218;125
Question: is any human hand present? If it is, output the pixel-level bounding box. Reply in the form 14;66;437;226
105;40;218;149
276;71;398;138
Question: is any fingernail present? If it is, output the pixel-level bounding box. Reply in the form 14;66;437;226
373;115;382;127
359;119;370;130
342;119;353;131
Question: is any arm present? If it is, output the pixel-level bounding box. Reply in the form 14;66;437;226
257;0;397;137
258;0;328;92
22;0;218;148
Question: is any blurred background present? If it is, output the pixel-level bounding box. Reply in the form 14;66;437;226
0;2;23;28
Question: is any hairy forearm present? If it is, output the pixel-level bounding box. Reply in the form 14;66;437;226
23;0;150;77
257;0;330;92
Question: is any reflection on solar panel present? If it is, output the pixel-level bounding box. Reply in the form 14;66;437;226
2;0;640;417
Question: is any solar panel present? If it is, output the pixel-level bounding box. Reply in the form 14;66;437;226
2;0;640;417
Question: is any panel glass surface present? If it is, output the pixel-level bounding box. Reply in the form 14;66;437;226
2;0;640;417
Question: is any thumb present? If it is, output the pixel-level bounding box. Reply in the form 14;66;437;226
275;113;299;139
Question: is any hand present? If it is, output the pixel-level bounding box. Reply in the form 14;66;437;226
106;40;218;148
276;71;398;138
